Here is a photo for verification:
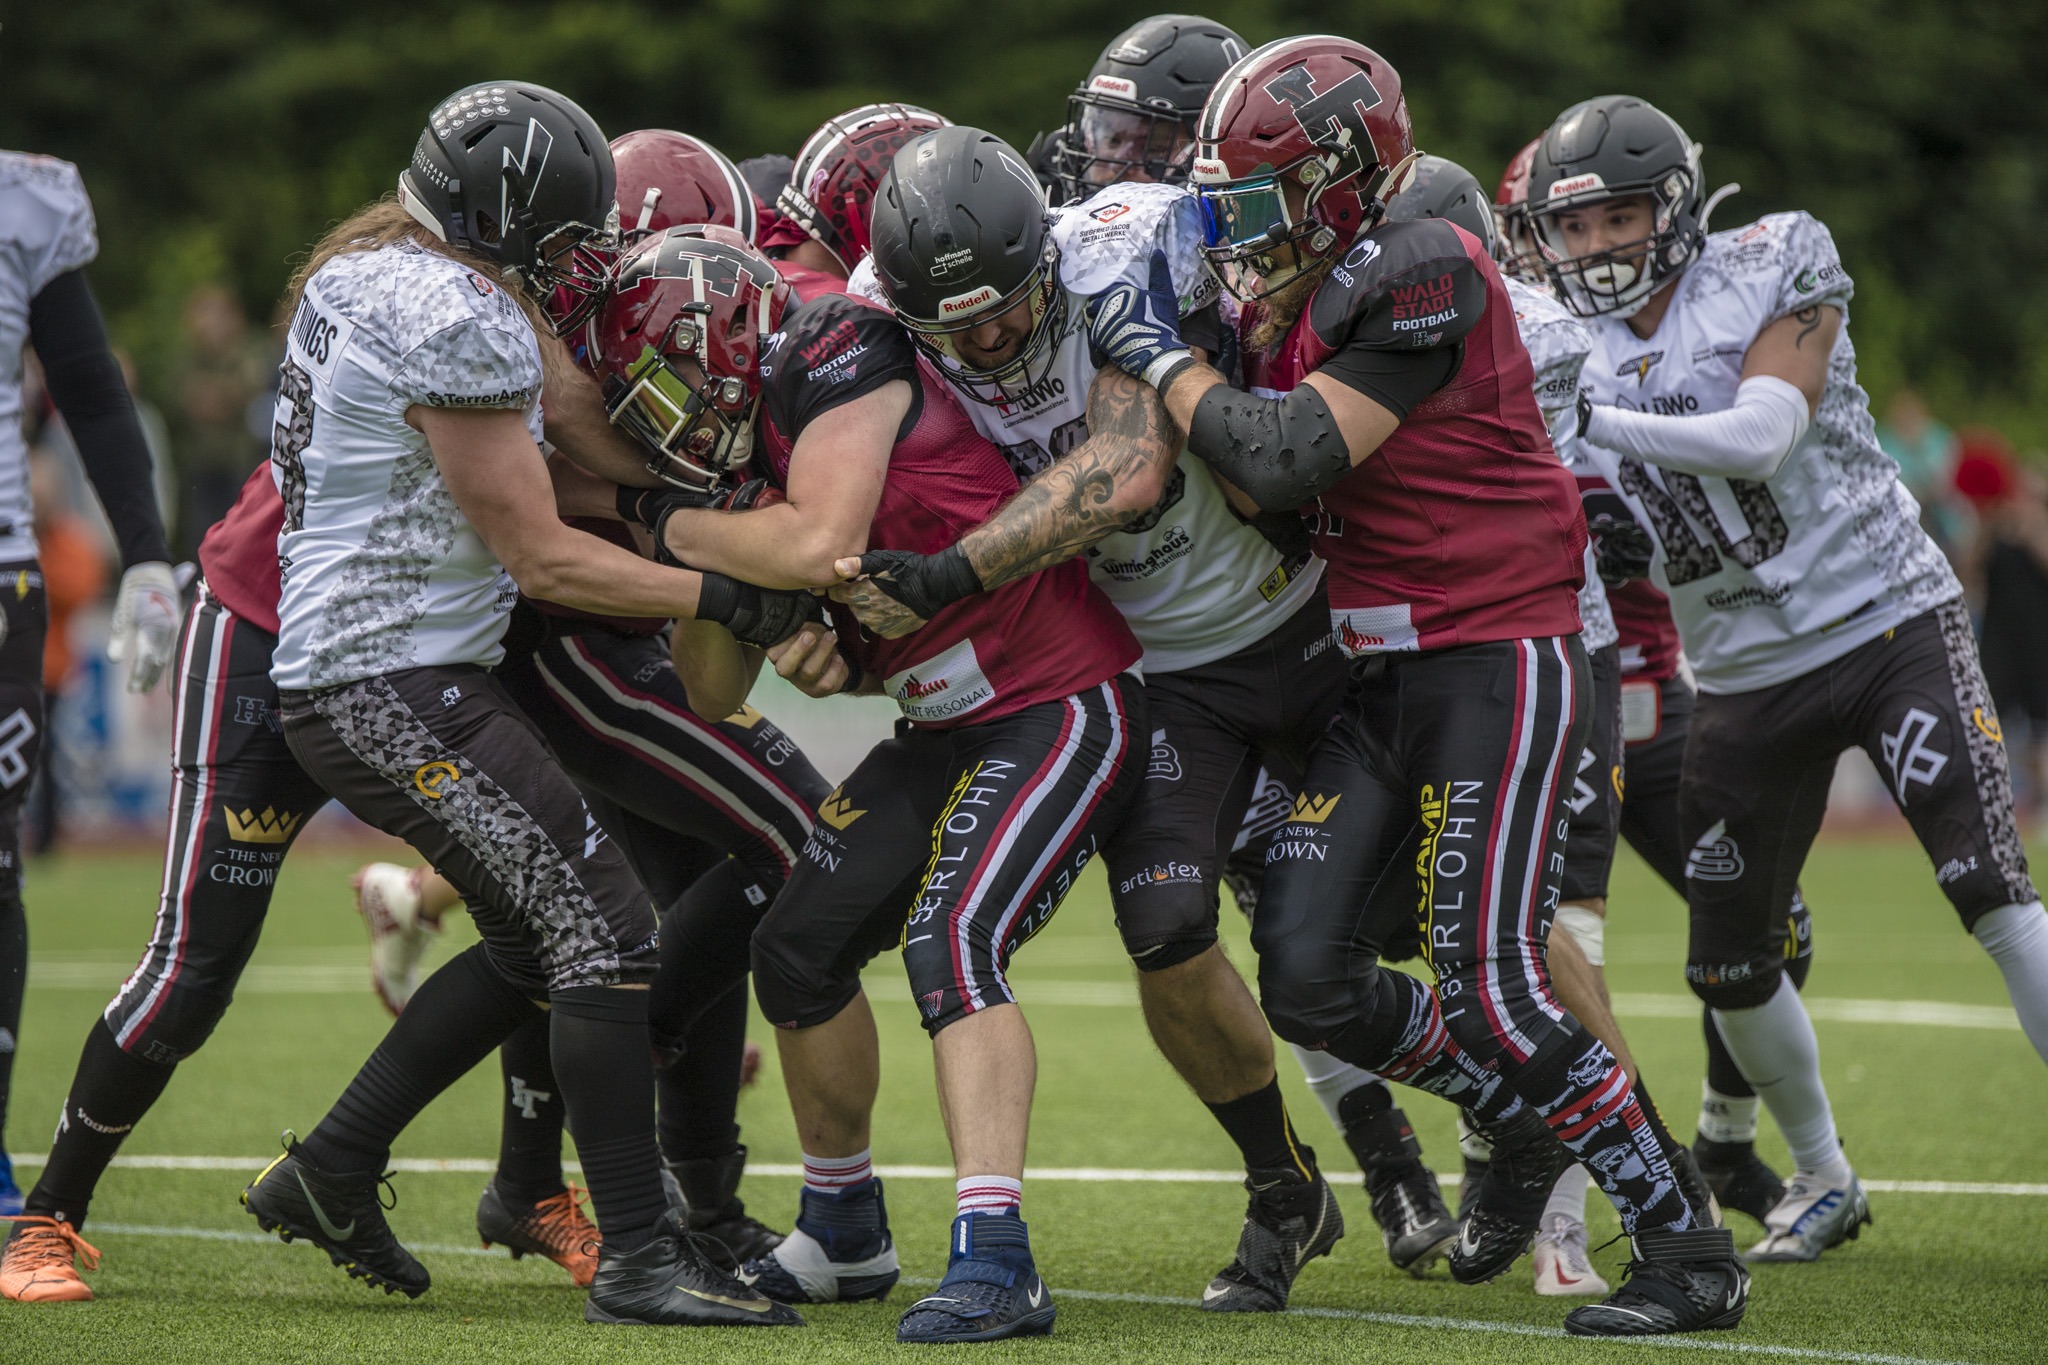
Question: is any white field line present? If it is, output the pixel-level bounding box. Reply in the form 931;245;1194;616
67;1226;1981;1365
22;958;2024;1033
16;1153;2044;1196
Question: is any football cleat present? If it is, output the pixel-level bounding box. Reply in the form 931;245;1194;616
0;1216;100;1302
662;1146;785;1271
477;1180;600;1288
896;1212;1054;1343
1566;1225;1749;1336
1201;1160;1344;1312
1365;1162;1459;1276
1448;1106;1571;1285
736;1178;897;1304
352;861;438;1015
0;1151;22;1216
585;1223;803;1327
1455;1153;1489;1222
1693;1137;1785;1228
241;1133;430;1298
1746;1170;1871;1262
1532;1213;1609;1297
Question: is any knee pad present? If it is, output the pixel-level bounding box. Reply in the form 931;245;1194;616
1685;954;1784;1012
1111;879;1221;974
1256;951;1366;1050
1126;929;1219;974
1553;904;1606;968
750;928;862;1033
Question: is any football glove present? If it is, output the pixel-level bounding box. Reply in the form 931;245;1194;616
109;560;181;693
695;574;827;648
845;544;984;623
1087;250;1196;393
1582;488;1655;584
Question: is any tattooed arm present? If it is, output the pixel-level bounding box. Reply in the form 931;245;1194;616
830;365;1180;637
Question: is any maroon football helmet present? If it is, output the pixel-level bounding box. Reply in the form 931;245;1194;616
777;103;951;273
591;227;790;490
1190;35;1418;300
1493;137;1543;278
611;129;758;244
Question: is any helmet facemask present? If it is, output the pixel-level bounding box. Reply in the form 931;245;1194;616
1531;158;1703;319
897;244;1069;406
1054;93;1197;199
1196;151;1416;303
603;306;759;490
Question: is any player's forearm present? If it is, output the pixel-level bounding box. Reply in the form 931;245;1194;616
540;350;664;488
661;503;857;590
1585;375;1809;482
512;525;703;620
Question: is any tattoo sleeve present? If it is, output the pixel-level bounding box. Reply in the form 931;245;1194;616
959;367;1180;590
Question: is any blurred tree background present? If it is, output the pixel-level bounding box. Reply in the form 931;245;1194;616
4;0;2045;441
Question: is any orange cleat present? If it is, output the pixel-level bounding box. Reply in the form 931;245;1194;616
476;1181;601;1288
0;1215;102;1302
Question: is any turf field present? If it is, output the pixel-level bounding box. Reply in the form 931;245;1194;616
3;835;2044;1364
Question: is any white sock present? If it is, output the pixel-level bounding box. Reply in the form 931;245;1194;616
956;1175;1022;1217
1711;976;1849;1182
802;1148;873;1195
1974;901;2048;1065
1542;1162;1591;1226
1698;1082;1762;1144
1289;1042;1378;1135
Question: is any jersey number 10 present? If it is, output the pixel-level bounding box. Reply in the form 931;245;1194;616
1615;457;1790;586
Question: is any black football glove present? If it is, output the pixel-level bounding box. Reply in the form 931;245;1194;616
1582;488;1655;585
695;574;827;648
847;544;985;622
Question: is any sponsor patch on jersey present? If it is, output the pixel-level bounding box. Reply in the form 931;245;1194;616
1087;201;1132;224
887;636;997;722
287;288;356;383
1330;603;1418;655
1615;350;1664;387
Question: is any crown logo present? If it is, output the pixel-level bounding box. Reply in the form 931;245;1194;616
224;806;302;844
817;787;866;830
1288;792;1342;825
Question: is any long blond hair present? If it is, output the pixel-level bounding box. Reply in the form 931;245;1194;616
282;194;548;336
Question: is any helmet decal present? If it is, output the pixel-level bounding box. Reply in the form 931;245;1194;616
1262;65;1384;185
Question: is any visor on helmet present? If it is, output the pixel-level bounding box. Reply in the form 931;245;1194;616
1194;175;1323;302
1059;100;1195;193
604;332;756;489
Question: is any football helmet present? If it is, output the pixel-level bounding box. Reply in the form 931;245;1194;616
591;228;791;490
1525;96;1735;319
867;126;1066;405
1191;36;1418;300
397;81;618;336
1493;137;1543;278
778;104;951;274
612;129;758;244
1052;14;1250;200
1383;154;1496;256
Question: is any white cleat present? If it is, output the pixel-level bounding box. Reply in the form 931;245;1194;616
1745;1170;1871;1263
1532;1214;1609;1297
352;862;438;1015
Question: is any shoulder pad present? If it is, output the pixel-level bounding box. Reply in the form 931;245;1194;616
763;293;918;442
1698;210;1853;323
1310;218;1485;353
1053;182;1218;315
0;152;98;292
843;255;889;309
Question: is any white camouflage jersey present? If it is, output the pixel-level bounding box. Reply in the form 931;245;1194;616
271;241;543;690
1507;275;1616;654
1577;212;1958;693
850;182;1322;674
0;153;100;565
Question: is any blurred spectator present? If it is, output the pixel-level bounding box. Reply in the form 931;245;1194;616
1878;389;1965;558
169;282;268;557
1964;453;2048;830
25;348;178;561
24;449;109;853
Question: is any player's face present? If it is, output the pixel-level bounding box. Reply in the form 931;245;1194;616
1551;194;1657;262
1080;107;1194;186
953;295;1037;369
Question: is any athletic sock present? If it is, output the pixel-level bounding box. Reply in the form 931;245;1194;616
1698;1083;1763;1145
1973;901;2048;1065
22;1018;177;1227
1328;968;1519;1122
1518;1027;1693;1234
1542;1163;1592;1226
1711;974;1847;1179
955;1175;1022;1217
1205;1075;1313;1177
0;886;23;1138
493;1011;566;1203
302;944;535;1176
803;1148;874;1195
1289;1042;1379;1136
550;986;665;1255
657;980;747;1165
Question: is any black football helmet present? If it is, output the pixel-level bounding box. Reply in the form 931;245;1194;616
1383;154;1497;256
1053;14;1250;201
1524;95;1736;319
397;81;619;334
867;126;1065;405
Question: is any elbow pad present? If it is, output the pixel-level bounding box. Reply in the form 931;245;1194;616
1187;384;1352;512
1586;375;1810;482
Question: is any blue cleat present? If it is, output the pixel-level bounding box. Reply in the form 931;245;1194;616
897;1212;1055;1344
737;1177;898;1304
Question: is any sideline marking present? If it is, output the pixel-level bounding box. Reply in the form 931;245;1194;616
73;1226;1984;1365
18;1154;2045;1196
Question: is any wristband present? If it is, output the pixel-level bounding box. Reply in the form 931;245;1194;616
617;484;658;529
1143;351;1198;394
695;571;744;626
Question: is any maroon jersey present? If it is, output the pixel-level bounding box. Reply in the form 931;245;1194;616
776;260;849;305
1241;219;1585;654
1607;578;1683;682
759;293;1139;727
197;463;286;634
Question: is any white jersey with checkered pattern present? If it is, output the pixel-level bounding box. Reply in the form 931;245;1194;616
1575;211;1959;693
849;182;1323;675
271;241;544;690
0;152;99;565
1507;275;1615;653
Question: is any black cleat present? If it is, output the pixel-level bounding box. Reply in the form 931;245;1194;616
1448;1106;1570;1285
585;1224;804;1327
1693;1137;1784;1228
1565;1225;1749;1336
661;1145;785;1271
1202;1159;1344;1312
241;1133;430;1298
1456;1152;1490;1222
1366;1163;1459;1276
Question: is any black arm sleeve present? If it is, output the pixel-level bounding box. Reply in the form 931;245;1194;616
1312;342;1461;419
1185;383;1353;513
1179;300;1225;360
29;269;172;567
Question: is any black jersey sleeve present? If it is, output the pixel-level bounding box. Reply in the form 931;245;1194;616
1310;218;1487;355
763;294;921;444
1313;341;1461;419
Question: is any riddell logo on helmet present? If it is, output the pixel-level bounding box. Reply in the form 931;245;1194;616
1090;74;1139;99
1191;157;1231;183
1550;172;1606;199
939;285;999;316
